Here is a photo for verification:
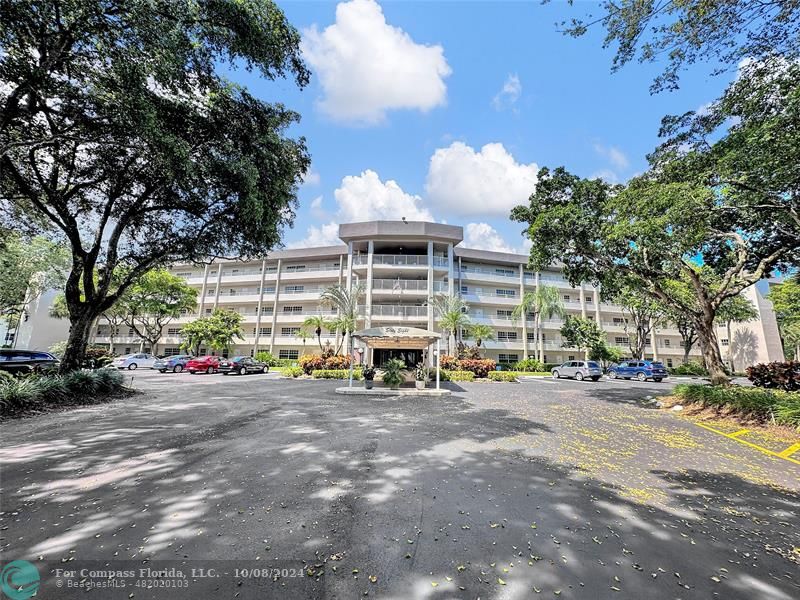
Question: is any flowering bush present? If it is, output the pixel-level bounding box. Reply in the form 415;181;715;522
324;354;351;370
298;354;325;375
439;355;459;370
747;361;800;391
457;358;497;378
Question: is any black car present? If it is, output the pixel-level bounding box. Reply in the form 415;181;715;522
219;356;269;375
0;349;59;375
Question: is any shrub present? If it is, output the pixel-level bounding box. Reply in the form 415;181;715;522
311;369;363;380
747;361;800;391
323;354;351;370
488;371;519;382
62;369;99;398
92;368;124;394
543;363;560;372
443;370;475;382
0;370;15;384
513;358;544;373
83;346;115;368
672;383;800;428
439;355;460;370
281;366;303;378
255;351;279;366
457;358;496;378
668;362;708;376
299;354;325;375
381;358;406;388
0;378;47;414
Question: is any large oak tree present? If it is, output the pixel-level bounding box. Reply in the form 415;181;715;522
0;0;310;371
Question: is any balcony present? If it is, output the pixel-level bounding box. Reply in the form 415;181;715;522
360;305;428;319
371;279;448;295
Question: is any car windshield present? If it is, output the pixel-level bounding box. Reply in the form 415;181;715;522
231;357;245;363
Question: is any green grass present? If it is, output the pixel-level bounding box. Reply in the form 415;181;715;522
672;383;800;429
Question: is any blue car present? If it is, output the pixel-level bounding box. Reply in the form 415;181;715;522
607;360;668;382
152;354;193;373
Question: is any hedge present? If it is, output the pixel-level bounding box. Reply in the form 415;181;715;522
487;371;519;382
441;370;475;382
280;366;304;378
668;362;708;376
311;369;363;380
0;368;128;418
672;383;800;428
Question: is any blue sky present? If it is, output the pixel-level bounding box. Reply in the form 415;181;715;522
229;0;733;252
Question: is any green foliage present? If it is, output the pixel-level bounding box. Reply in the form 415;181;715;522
468;324;494;348
180;309;244;354
415;364;429;381
558;1;800;92
559;316;605;353
320;284;364;353
0;368;126;417
381;358;407;388
441;370;475;382
746;362;800;392
120;270;197;346
456;358;497;377
311;369;363;380
668;362;708;377
428;294;471;353
255;351;278;366
298;354;351;375
303;315;332;350
487;371;519;382
513;358;544;372
280;366;303;378
716;295;758;327
1;0;310;371
672;384;800;428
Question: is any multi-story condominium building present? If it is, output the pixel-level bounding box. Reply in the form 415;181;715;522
88;220;783;369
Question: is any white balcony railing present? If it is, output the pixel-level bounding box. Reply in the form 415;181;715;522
360;305;428;318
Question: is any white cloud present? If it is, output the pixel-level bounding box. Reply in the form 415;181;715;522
335;169;433;222
462;222;531;255
589;169;619;183
288;221;342;248
492;74;522;111
424;142;538;217
302;167;321;186
301;0;451;124
309;195;328;220
593;143;629;170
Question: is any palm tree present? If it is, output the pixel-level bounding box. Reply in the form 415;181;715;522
512;284;564;361
469;323;495;352
427;293;471;355
295;327;312;354
303;315;331;351
320;283;365;385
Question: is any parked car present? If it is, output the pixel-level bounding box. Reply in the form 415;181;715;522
114;353;156;370
607;360;668;382
186;355;221;374
0;349;59;375
219;356;269;375
153;354;193;373
551;360;603;381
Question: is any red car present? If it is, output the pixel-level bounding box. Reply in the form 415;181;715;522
186;355;221;374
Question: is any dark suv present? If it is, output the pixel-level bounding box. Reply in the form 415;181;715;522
0;349;59;375
607;360;668;382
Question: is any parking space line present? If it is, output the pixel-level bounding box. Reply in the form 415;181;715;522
729;429;749;438
694;422;800;465
778;442;800;459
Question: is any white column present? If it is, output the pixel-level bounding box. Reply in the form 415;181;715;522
346;242;354;291
536;271;543;362
427;240;434;331
594;287;601;322
519;265;527;360
447;243;454;297
579;284;588;359
268;258;282;353
253;259;267;353
213;264;223;309
436;338;441;389
198;263;210;315
365;240;374;329
650;318;659;360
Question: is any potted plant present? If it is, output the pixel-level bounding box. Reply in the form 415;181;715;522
415;363;428;390
362;365;376;389
382;358;406;390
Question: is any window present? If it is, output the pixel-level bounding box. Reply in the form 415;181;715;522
164;347;180;356
498;353;519;363
663;339;671;347
128;328;134;335
495;268;515;277
543;355;547;363
721;338;729;346
461;285;468;294
679;340;686;347
585;296;593;303
497;331;518;341
205;308;212;314
166;327;181;335
97;327;105;335
263;286;276;293
461;328;471;338
645;337;651;345
496;289;516;297
613;317;625;325
496;309;513;319
205;289;215;296
615;336;629;345
285;265;306;272
541;333;546;341
124;347;131;354
568;355;575;361
261;306;273;315
563;295;570;302
588;315;594;320
281;327;300;336
283;306;303;313
279;349;299;360
253;327;271;336
285;285;305;293
527;332;535;341
667;358;673;367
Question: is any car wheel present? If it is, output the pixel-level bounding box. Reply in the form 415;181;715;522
239;366;247;376
159;369;167;373
173;365;183;373
607;370;616;379
206;366;214;374
552;371;560;379
189;371;196;375
653;378;662;383
591;376;601;382
575;372;584;381
262;366;269;374
128;363;137;370
636;372;647;381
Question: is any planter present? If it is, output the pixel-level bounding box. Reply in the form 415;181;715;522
364;380;374;390
415;380;426;390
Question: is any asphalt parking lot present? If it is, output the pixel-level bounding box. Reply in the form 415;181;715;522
1;371;798;599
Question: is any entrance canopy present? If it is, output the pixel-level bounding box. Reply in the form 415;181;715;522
352;326;440;350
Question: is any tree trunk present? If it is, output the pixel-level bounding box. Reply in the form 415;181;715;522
696;318;728;386
683;345;691;365
60;309;97;373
